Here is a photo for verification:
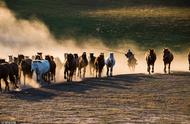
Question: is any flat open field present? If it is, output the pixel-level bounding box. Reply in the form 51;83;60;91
0;72;190;123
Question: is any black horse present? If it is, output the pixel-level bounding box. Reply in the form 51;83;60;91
163;48;174;74
188;52;190;71
45;55;56;82
94;53;105;78
146;49;157;74
64;54;76;82
0;62;19;92
89;53;96;76
21;58;33;84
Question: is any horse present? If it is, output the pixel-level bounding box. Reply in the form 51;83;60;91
78;52;88;78
21;58;33;84
125;53;137;71
8;62;20;88
89;53;96;76
163;48;174;74
64;54;76;82
73;54;79;77
146;49;157;74
0;62;19;92
0;63;10;92
95;53;105;78
31;60;50;83
45;55;56;82
105;53;115;77
189;52;190;70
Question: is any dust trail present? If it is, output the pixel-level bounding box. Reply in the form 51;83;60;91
0;2;189;89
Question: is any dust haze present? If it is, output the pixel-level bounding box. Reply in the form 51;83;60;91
0;2;189;88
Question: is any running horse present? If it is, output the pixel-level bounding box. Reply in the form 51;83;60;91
145;49;157;74
95;53;105;78
64;54;76;82
125;52;137;71
31;60;50;83
89;53;96;76
105;53;115;77
78;52;88;78
188;51;190;71
163;48;174;74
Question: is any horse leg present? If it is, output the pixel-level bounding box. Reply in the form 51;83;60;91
24;74;26;85
168;63;171;74
110;67;113;77
64;69;67;79
152;64;154;73
83;67;86;78
106;66;109;77
0;79;2;92
147;64;150;74
3;78;9;92
164;63;167;73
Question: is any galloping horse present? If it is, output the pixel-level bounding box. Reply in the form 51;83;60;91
146;49;157;74
64;54;76;82
45;55;56;82
188;52;190;71
21;58;33;84
95;53;105;78
0;61;19;91
78;52;88;78
163;48;174;74
125;53;137;71
89;53;96;76
31;60;50;83
105;53;115;77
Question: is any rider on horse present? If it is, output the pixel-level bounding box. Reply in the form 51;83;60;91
125;49;134;59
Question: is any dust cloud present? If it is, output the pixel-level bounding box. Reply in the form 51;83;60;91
0;2;189;89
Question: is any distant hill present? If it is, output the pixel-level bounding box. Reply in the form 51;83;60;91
3;0;190;50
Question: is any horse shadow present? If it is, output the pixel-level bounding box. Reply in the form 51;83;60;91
7;87;56;102
5;73;161;102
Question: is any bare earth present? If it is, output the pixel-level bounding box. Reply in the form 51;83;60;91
0;72;190;124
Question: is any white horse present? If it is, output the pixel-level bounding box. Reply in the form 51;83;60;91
31;60;50;83
105;53;115;77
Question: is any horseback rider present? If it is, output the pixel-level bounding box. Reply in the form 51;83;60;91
125;49;134;59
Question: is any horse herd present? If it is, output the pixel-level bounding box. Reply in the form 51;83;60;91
0;48;190;92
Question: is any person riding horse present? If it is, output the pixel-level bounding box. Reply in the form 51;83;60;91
125;49;137;71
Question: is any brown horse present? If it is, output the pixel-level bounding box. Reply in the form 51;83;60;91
78;52;88;78
146;49;157;74
125;53;137;72
163;48;174;74
0;63;10;92
21;58;33;84
89;53;96;76
0;62;19;92
94;53;105;78
188;52;190;71
45;55;56;82
64;54;76;82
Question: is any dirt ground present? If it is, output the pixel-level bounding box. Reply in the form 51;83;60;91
0;71;190;124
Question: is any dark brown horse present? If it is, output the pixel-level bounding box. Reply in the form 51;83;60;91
78;52;88;78
73;54;79;77
94;53;105;78
45;55;56;82
163;48;174;74
146;49;157;74
0;62;19;92
188;52;190;71
89;53;96;76
21;58;33;84
64;54;76;82
0;63;10;92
